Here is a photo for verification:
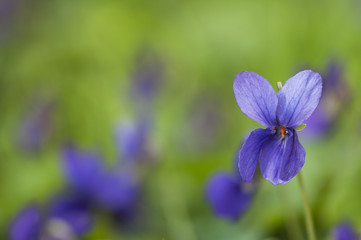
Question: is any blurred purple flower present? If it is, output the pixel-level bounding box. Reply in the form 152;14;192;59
323;60;345;92
302;106;332;138
233;70;322;184
61;145;139;215
333;222;359;240
206;172;255;221
62;145;104;196
9;200;92;240
48;196;93;236
115;118;150;164
131;48;164;103
303;60;351;139
94;171;138;211
16;100;55;153
9;205;41;240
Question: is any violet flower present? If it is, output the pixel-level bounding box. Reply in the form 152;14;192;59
205;172;255;221
333;222;359;240
233;70;322;185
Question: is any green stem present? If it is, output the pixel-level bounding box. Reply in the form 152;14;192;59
297;172;317;240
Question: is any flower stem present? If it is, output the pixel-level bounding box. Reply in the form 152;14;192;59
297;172;317;240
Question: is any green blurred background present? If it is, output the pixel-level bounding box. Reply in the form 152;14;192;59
1;0;361;239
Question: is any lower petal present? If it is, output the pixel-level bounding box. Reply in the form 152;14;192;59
238;128;273;182
259;130;305;185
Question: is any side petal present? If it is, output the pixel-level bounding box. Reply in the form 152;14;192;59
259;130;305;185
233;71;278;127
276;70;322;128
238;128;273;182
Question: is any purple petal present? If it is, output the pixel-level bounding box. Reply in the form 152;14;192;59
9;205;42;240
233;71;278;127
205;172;254;221
238;128;273;182
259;130;305;185
276;70;322;128
333;222;359;240
62;145;104;195
94;171;138;211
48;196;93;236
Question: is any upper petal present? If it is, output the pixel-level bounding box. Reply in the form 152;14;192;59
233;72;278;127
276;70;322;128
238;128;273;182
259;130;305;185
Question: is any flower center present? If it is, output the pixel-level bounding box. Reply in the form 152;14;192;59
279;126;288;139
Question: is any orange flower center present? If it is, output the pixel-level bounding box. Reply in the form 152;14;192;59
280;127;286;138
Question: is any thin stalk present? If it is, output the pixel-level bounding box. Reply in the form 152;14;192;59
297;172;316;240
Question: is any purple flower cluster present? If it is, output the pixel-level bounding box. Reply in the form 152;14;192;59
233;70;322;185
9;145;139;239
9;122;150;239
